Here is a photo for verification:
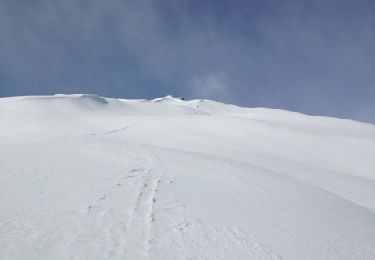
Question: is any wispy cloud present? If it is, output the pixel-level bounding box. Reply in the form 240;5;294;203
191;73;233;101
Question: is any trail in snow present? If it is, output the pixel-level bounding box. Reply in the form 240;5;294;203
118;168;162;259
84;125;135;138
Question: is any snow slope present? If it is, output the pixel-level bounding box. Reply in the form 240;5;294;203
0;94;374;260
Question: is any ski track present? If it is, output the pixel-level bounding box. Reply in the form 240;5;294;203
116;168;162;259
70;167;162;259
84;125;134;138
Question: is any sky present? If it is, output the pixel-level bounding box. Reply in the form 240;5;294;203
0;0;374;123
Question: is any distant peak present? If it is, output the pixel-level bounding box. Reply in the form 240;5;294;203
152;95;186;102
52;94;108;104
77;94;108;104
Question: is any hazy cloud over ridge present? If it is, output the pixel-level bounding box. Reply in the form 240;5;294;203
0;0;374;122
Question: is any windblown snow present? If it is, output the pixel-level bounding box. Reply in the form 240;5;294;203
0;94;374;260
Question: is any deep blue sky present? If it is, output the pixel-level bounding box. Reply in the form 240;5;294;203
0;0;374;123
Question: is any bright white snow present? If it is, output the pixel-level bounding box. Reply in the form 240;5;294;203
0;94;374;259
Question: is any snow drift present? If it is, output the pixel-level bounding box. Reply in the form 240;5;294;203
0;94;374;259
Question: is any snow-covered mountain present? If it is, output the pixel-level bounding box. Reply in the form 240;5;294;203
1;94;374;260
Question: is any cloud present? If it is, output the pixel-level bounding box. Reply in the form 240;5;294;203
0;0;374;122
191;73;232;100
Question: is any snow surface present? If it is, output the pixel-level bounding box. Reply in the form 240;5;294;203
0;94;374;260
